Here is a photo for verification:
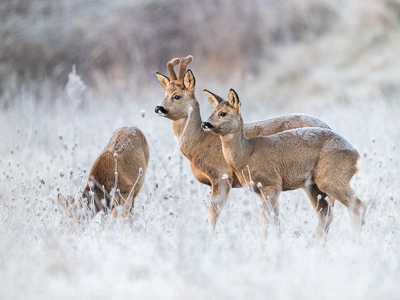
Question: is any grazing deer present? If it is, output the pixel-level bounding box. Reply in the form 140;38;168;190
155;55;331;231
58;126;149;221
201;89;366;241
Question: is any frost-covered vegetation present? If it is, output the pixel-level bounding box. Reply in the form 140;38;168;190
1;75;399;299
1;0;400;299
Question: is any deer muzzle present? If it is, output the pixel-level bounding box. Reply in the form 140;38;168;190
155;106;168;116
201;122;214;132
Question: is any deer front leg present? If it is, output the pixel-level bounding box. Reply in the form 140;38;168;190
208;179;231;231
257;186;280;236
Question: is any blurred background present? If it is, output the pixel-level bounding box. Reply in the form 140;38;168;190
0;0;399;111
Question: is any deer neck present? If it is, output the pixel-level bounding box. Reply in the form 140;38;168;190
171;102;205;158
220;123;251;173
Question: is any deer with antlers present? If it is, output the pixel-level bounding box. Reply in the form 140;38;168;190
155;55;331;230
201;89;366;241
58;127;149;222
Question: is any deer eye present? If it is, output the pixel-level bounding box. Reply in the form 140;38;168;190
219;112;227;117
173;95;181;100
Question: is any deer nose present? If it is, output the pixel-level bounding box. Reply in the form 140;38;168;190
201;122;214;131
155;106;168;116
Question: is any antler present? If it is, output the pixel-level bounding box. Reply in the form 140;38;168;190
167;58;180;81
177;55;193;83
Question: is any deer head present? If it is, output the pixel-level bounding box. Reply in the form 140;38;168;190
57;193;76;218
57;189;99;219
202;89;242;136
155;55;196;121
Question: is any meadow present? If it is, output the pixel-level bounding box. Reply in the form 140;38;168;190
0;72;399;299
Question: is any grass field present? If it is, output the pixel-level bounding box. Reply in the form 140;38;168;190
0;80;399;299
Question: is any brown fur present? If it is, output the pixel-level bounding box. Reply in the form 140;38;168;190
58;127;149;220
203;89;366;242
155;56;330;230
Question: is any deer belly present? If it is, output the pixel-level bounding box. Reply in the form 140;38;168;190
281;168;314;191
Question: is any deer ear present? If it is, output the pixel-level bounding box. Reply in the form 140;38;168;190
204;89;223;107
156;72;169;90
184;69;195;91
228;89;241;109
58;194;68;210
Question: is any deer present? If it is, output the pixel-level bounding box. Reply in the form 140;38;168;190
155;55;331;231
58;126;149;222
201;88;367;242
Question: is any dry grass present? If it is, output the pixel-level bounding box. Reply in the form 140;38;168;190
0;81;399;299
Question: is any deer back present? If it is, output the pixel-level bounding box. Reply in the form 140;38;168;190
244;114;330;137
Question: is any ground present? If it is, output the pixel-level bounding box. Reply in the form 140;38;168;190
0;85;399;299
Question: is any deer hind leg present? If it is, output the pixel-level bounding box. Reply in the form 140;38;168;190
319;184;366;238
257;186;280;236
208;180;231;231
304;184;334;245
345;188;366;235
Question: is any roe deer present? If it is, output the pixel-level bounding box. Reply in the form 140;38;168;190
155;55;331;231
201;89;366;242
58;126;149;221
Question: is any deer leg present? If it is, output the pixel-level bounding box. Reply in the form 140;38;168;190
321;200;336;244
304;184;334;244
346;189;366;236
321;185;366;239
257;187;280;236
208;180;231;231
